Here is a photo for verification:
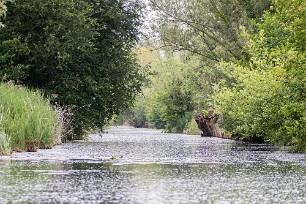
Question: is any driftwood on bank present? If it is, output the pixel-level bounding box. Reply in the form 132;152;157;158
194;111;228;139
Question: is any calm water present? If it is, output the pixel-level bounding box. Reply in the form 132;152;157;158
0;126;305;203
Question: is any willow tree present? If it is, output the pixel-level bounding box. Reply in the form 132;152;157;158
148;0;271;110
0;0;144;137
149;0;270;59
145;0;271;136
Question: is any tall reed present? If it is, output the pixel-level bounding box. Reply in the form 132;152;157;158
0;83;63;154
0;131;10;155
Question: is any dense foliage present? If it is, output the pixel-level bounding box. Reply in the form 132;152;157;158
1;0;304;151
147;0;271;111
120;0;305;151
0;0;6;27
0;83;62;155
0;0;144;137
214;0;306;152
121;0;270;133
117;48;198;133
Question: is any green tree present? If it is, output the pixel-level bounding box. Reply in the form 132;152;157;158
0;0;143;137
138;48;195;132
159;78;194;132
0;0;6;27
214;0;306;152
118;1;271;133
148;0;271;112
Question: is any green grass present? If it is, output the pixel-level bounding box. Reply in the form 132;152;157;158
0;131;11;155
0;83;62;154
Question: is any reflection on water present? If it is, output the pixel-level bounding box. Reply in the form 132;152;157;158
0;126;305;203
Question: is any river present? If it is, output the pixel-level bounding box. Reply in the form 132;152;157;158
0;126;305;203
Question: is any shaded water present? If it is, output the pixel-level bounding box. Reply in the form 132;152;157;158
0;126;305;203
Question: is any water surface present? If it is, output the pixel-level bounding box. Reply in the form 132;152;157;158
0;126;305;203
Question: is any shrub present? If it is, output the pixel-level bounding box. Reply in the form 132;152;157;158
214;0;306;152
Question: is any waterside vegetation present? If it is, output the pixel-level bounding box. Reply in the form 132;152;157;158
0;0;305;153
0;83;63;155
118;0;305;152
0;0;144;138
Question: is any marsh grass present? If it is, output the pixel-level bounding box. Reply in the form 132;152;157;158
0;131;11;155
0;83;63;154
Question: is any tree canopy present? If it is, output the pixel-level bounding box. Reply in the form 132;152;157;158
148;0;271;60
214;0;306;152
146;0;271;111
119;0;305;152
0;0;6;27
0;0;144;137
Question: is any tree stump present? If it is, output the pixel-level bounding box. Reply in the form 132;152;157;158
194;111;228;139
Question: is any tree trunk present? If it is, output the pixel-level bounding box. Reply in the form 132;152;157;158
194;111;228;139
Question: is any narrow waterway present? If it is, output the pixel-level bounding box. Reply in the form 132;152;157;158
0;126;305;203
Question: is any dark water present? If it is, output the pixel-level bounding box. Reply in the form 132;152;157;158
0;126;305;203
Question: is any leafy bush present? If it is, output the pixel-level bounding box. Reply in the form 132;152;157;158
214;0;306;152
